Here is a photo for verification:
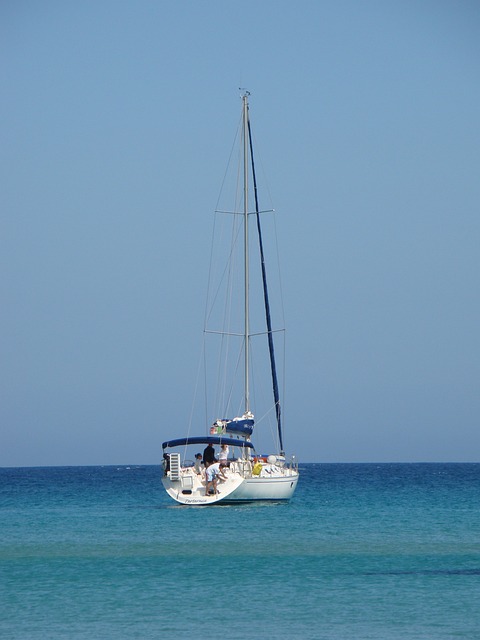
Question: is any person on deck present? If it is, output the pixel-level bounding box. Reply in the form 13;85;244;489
194;453;203;475
162;453;170;475
205;461;229;496
203;443;216;468
218;444;229;462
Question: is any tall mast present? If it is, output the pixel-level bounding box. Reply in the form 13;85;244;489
243;91;250;414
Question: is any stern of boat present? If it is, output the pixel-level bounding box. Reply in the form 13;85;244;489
161;453;245;505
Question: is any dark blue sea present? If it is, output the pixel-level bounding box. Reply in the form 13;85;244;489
1;464;480;639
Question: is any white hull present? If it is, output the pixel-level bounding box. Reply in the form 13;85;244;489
161;460;298;506
226;473;298;502
162;470;245;506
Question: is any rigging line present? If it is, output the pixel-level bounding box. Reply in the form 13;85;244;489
248;114;287;446
215;216;235;417
249;125;287;331
214;216;240;420
203;330;209;433
281;327;287;437
214;333;227;419
254;402;282;451
249;328;285;338
206;329;284;337
205;139;243;330
184;318;210;440
215;209;274;215
217;337;244;419
205;330;245;336
247;114;284;454
184;332;207;439
208;124;244;422
230;341;246;418
183;340;206;460
204;200;221;334
204;212;243;328
249;125;277;217
216;184;244;416
206;110;243;330
213;111;243;213
216;231;234;413
248;341;281;450
272;210;287;330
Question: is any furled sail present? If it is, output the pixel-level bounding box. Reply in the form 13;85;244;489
247;117;284;455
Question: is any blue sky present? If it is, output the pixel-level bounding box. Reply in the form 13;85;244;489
2;0;480;466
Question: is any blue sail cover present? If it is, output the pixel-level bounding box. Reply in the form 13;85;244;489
209;418;254;436
225;419;254;436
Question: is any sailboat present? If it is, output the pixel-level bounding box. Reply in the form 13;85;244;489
161;92;299;504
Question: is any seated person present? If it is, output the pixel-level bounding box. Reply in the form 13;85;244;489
194;453;203;475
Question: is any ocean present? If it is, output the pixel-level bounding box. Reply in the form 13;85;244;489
1;463;479;639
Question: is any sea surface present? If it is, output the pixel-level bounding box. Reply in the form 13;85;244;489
1;463;479;639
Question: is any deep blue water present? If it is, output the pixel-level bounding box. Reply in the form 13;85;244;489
1;463;480;639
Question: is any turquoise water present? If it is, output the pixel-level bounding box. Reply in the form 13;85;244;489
1;464;480;639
